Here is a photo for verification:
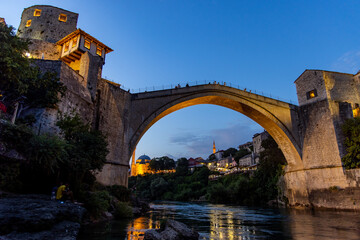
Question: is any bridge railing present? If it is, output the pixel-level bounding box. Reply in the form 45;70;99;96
109;79;297;104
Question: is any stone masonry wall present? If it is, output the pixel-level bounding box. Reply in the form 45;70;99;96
17;5;78;43
93;78;132;186
323;71;360;105
295;70;328;106
23;60;94;135
298;100;343;169
28;39;60;60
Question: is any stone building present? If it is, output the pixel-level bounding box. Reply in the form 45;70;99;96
252;131;269;164
14;5;130;186
238;153;253;168
238;141;252;151
132;155;151;176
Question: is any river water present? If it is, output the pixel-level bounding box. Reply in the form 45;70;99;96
78;201;360;240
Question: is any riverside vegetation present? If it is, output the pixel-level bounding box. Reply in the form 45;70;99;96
129;136;287;205
0;23;133;221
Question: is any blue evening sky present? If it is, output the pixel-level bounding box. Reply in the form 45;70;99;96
2;1;360;161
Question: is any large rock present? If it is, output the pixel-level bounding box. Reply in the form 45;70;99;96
144;219;199;240
0;194;85;240
165;219;199;239
130;195;150;216
144;229;162;240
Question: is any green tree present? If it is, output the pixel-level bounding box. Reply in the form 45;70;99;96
162;156;175;170
0;24;32;100
252;136;286;202
234;149;250;163
176;158;188;176
342;117;360;169
223;147;238;158
0;24;66;118
207;153;216;161
150;177;169;199
56;113;109;193
149;158;160;171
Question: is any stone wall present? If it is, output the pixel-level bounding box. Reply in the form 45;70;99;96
28;39;60;60
93;78;132;186
23;60;93;135
295;70;329;106
285;69;360;208
345;169;360;187
308;187;360;210
17;5;78;43
79;52;104;100
323;71;360;105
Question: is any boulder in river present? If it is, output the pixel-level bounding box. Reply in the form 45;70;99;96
144;219;199;240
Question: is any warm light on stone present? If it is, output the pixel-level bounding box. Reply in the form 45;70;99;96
25;20;31;27
58;13;67;22
33;9;41;17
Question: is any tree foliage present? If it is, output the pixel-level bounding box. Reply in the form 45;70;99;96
56;113;109;191
342;117;360;169
0;113;109;195
176;157;189;176
234;149;250;163
149;156;175;171
0;24;66;114
128;165;209;201
207;153;216;161
0;24;31;98
223;147;238;158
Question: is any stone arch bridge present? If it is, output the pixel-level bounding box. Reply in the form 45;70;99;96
129;84;303;172
94;70;359;207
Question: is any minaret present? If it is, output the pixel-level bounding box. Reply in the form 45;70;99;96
213;141;216;154
131;148;136;176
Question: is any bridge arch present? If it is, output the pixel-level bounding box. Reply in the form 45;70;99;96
129;85;303;171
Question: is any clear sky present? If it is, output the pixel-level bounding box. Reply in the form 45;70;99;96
2;0;360;161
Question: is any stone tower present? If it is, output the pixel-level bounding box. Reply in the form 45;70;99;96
17;5;78;43
213;141;216;154
17;5;113;99
131;149;137;176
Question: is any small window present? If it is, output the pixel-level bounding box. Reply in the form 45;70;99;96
58;14;67;22
84;39;91;49
72;36;78;48
306;89;317;100
96;47;102;56
64;41;70;52
25;20;32;27
34;9;41;17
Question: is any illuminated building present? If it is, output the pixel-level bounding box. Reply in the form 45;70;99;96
132;155;151;176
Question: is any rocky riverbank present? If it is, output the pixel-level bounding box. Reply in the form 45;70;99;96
0;193;85;240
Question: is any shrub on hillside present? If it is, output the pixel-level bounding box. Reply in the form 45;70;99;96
342;117;360;169
107;185;131;202
0;159;22;192
84;191;111;217
114;201;133;219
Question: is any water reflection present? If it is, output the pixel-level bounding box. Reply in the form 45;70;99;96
126;216;161;240
288;209;360;240
79;201;360;240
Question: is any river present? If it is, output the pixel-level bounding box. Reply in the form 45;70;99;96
78;201;360;240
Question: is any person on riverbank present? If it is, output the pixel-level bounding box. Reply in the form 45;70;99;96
56;183;74;202
56;183;66;200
